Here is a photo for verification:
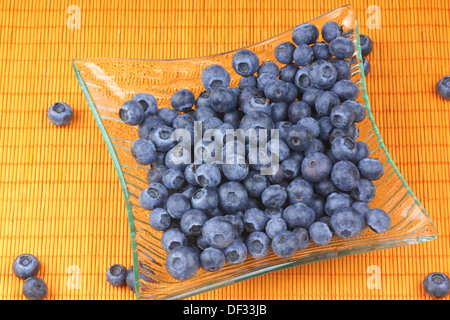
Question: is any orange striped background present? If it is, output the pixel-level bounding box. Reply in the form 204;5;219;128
0;0;449;300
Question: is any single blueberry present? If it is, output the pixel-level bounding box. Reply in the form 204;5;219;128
12;254;40;280
304;138;325;156
280;63;299;83
330;58;352;81
302;88;324;107
118;100;144;126
271;101;289;122
351;178;376;202
358;158;384;181
341;100;365;123
322;21;343;43
195;164;221;188
283;203;315;229
193;105;218;123
209;87;238;113
257;72;278;91
271;230;299;258
330;207;365;238
131;139;157;166
301;152;332;183
329;36;356;59
180;209;208;236
309;221;333;245
223;110;244;129
170;89;195;112
242;171;270;198
331;160;360;192
261;184;287;209
363;57;370;76
308;60;338;90
275;121;293;141
285;124;313;152
166;193;191;219
331;79;360;101
264;80;294;103
218;182;248;214
314;178;338;198
222;160;249;182
243;208;268;232
292;23;319;45
281;157;301;180
293;44;314;67
157;107;179;126
331;135;357;161
257;61;280;78
201;64;231;91
275;41;296;64
239;75;258;90
47;102;74;126
324;192;353;216
165;246;200;281
223;213;245;236
200;247;226;272
288;100;312;123
317;117;335;142
242;95;271;115
139;182;169;210
106;264;127;287
286;178;314;205
162;168;185;190
165;146;192;170
126;267;136;292
245;231;271;258
22;277;48;300
265;218;288;239
223;239;248;265
293;227;310;249
294;66;312;93
149;207;172;231
161;228;188;253
359;34;373;57
138;116;166;139
149;125;175;152
330;104;355;129
297;117;320;138
423;273;450;299
131;93;158;116
437;76;450;100
366;208;391;233
315;91;340;116
351;201;371;218
239;111;274;140
352;141;370;164
191;188;219;214
232;50;260;77
312;42;331;61
202;216;236;249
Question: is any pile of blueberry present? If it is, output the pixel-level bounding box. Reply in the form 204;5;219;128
118;21;391;282
12;254;48;300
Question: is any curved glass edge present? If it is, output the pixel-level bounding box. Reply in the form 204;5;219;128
72;4;438;300
72;62;141;299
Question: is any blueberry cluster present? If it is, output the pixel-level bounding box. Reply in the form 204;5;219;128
118;22;390;282
12;254;48;300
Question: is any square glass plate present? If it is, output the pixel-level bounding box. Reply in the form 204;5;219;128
73;5;437;300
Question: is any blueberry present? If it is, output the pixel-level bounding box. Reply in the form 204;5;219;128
301;88;323;107
132;93;158;116
294;66;312;92
22;277;48;300
165;146;191;169
366;208;391;233
322;21;343;43
194;164;221;188
239;75;258;90
330;207;365;238
265;217;288;239
200;247;226;272
312;42;331;61
264;80;294;103
138;116;166;139
275;41;296;64
283;203;315;229
157;107;179;126
271;230;299;258
47;102;74;126
257;72;278;91
331;79;360;101
118;100;144;126
437;76;450;100
239;112;274;140
166;193;191;219
106;264;127;287
224;213;245;236
308;60;337;90
280;63;299;83
293;227;310;249
352;141;370;164
309;221;333;245
297;117;320;138
202;117;223;135
161;228;188;253
281;157;301;179
285;124;312;152
232;50;260;77
218;182;249;213
288;101;312;123
358;158;384;181
193;106;218;123
223;239;247;265
286;178;314;205
271;101;289;122
331;136;357;161
202;216;236;249
330;104;355;129
162;168;185;190
191;188;219;214
126;266;135;292
317;117;335;142
180;209;208;236
363;58;370;76
359;34;373;57
351;178;376;202
181;185;199;199
315;91;340;116
346;123;359;141
201;64;231;91
223;110;244;129
329;36;355;59
242;95;271;115
245;231;271;258
261;184;287;209
149;125;175;152
324;192;353;216
351;201;371;217
341;100;365;123
314;178;338;198
423;273;450;299
210;88;238;113
293;44;314;67
243;171;270;198
131;139;157;165
139;182;169;210
149;207;172;230
268;139;291;162
222;160;249;182
304;138;325;156
170;89;195;112
265;207;283;220
173;112;195;129
165;246;200;281
257;61;280;78
309;194;325;220
330;58;352;81
292;23;319;45
331;160;360;192
301;152;332;183
12;254;40;280
243;208;268;232
275;121;293;141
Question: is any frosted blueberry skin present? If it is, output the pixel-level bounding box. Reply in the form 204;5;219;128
437;76;450;100
366;209;391;233
201;64;231;91
322;21;343;43
292;23;319;45
12;254;40;280
131;93;158;116
359;34;373;57
170;89;195;112
165;246;200;281
200;247;225;272
22;277;48;300
232;50;260;77
271;230;299;258
245;231;271;259
330;207;365;239
329;36;356;59
106;264;127;287
309;221;333;245
423;272;450;299
47;102;74;126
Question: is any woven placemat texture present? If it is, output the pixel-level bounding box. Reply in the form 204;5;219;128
0;0;449;300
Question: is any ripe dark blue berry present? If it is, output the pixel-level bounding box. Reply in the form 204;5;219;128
47;102;74;126
12;254;40;280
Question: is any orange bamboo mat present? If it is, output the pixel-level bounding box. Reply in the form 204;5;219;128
0;0;449;300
